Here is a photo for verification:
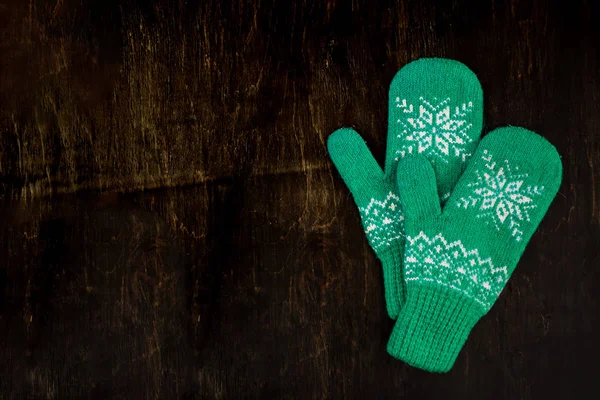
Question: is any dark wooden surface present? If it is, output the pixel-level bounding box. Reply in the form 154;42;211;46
1;0;599;398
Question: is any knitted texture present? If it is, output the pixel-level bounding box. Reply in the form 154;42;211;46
387;126;562;372
328;58;483;318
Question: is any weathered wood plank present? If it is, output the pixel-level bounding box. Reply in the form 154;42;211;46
1;0;599;398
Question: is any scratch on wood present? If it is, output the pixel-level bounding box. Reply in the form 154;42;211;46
588;142;598;223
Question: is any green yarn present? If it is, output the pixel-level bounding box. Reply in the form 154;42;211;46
387;126;562;372
328;58;483;318
386;286;481;373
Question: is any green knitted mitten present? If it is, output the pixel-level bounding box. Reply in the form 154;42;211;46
387;126;562;372
328;58;483;318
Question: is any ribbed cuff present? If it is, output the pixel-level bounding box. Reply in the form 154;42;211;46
386;284;483;373
377;244;405;319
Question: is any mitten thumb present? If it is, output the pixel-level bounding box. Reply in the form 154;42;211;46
396;155;441;230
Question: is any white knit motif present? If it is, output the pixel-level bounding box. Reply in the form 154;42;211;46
456;150;544;241
394;96;475;163
404;231;508;309
359;192;404;250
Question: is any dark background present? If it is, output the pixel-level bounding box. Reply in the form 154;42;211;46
1;0;598;398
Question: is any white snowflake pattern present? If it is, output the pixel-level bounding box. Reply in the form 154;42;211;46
404;231;508;309
456;150;544;241
359;192;404;250
395;96;475;163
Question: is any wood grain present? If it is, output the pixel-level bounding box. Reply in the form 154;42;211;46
1;0;599;398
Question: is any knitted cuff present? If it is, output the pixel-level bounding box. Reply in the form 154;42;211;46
377;244;405;319
386;284;483;373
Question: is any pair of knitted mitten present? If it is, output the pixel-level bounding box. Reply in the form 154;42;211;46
328;58;562;372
